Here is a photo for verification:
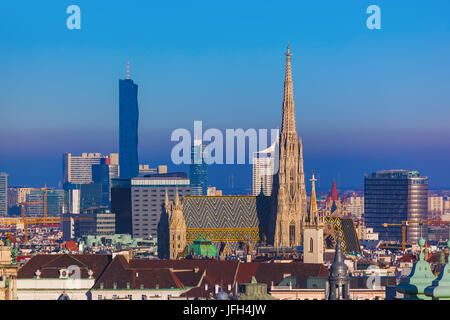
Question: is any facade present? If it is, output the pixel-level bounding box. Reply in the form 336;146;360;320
63;183;102;214
7;187;33;209
0;242;19;300
346;193;364;220
111;179;132;235
74;207;116;237
364;170;428;243
428;195;444;216
92;160;111;207
26;189;64;216
190;142;208;196
303;173;325;264
119;64;139;180
252;142;276;197
17;254;112;300
131;173;191;239
271;45;308;248
63;153;112;184
0;173;7;216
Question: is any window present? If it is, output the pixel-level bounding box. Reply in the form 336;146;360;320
98;295;102;300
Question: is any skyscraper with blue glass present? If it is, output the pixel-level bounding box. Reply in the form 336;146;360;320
119;61;139;179
190;142;208;195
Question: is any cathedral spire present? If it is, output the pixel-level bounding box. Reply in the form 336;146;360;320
309;172;318;223
281;43;296;135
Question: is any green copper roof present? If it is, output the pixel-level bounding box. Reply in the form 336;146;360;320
188;235;217;257
397;238;435;300
425;232;450;300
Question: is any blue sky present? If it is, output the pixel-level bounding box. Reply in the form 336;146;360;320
1;0;450;192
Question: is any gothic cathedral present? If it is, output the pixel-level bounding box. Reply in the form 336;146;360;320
272;45;308;248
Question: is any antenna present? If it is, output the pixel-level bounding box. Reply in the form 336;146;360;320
126;60;130;79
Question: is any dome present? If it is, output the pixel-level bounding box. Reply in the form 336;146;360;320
215;289;229;300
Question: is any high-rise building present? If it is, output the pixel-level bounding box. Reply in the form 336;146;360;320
252;142;276;196
346;193;364;220
111;178;132;235
26;189;64;216
131;173;190;239
74;207;116;238
428;195;444;215
7;187;33;209
272;45;308;247
0;173;7;216
63;153;118;184
190;141;208;196
364;170;428;243
92;160;111;207
63;183;102;214
119;62;139;179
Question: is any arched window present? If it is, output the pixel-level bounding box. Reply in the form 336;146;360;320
309;237;314;253
289;221;295;246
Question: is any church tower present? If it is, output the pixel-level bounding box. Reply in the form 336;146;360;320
273;44;308;247
166;188;187;259
303;172;324;264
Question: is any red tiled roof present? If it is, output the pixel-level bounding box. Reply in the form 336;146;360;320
18;254;112;279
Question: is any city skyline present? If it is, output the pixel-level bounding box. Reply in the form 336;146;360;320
1;1;450;192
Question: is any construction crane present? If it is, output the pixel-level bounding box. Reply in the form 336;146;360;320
0;216;93;243
382;219;450;251
1;185;92;243
18;200;42;219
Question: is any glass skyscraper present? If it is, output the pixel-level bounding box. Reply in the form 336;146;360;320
92;159;111;208
0;173;7;216
119;70;139;180
364;170;428;243
190;143;208;196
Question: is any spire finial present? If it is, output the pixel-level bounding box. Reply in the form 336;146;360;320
285;42;292;56
126;60;130;79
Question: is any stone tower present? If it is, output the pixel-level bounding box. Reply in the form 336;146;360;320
272;44;308;247
303;172;324;264
166;188;187;259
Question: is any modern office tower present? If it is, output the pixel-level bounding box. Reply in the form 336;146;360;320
189;141;207;196
0;173;7;216
92;159;111;207
364;170;428;243
252;142;276;196
346;193;365;219
131;173;190;239
74;207;116;237
111;178;132;235
26;189;64;215
119;62;139;179
63;183;102;214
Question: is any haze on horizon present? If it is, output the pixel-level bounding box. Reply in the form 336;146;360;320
1;1;450;192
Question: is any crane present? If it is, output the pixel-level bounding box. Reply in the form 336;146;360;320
1;185;92;243
382;219;450;252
